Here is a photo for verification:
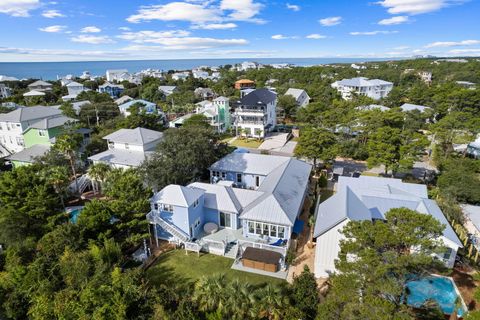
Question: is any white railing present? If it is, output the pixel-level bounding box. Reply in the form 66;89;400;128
237;239;288;257
147;211;190;243
184;241;202;255
68;174;91;194
202;239;226;255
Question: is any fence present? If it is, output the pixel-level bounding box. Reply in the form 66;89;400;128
451;219;480;263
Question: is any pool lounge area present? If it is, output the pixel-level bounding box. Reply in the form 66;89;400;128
406;275;467;317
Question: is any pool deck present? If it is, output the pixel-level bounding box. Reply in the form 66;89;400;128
231;260;288;280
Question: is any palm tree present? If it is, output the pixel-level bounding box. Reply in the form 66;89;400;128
224;279;254;320
193;274;227;313
54;134;82;196
42;166;69;210
87;163;111;195
253;284;285;320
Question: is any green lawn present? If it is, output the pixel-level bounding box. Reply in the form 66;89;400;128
319;189;334;203
146;249;285;287
361;171;381;177
229;138;263;149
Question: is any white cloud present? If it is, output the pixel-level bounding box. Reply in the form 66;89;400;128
306;34;326;39
376;0;464;15
350;30;398;36
0;0;40;17
38;25;67;33
286;3;300;11
81;26;102;33
191;23;237;30
271;34;299;40
71;35;115;44
42;9;65;18
127;1;264;25
127;2;221;23
220;0;263;21
319;16;342;26
425;39;480;48
118;27;131;31
117;30;247;50
449;48;480;55
378;15;409;25
393;45;410;50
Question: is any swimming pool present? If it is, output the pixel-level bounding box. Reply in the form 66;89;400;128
406;275;466;316
66;206;84;224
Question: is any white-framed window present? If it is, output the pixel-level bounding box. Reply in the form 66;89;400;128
6;123;11;131
193;199;199;207
221;172;226;179
247;220;286;239
16;137;24;146
38;130;47;137
161;204;173;212
153;203;159;210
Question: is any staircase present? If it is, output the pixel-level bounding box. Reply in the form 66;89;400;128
68;174;91;194
224;242;239;259
147;212;190;243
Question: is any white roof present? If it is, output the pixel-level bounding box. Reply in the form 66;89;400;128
210;153;291;176
357;104;389;112
28;80;52;87
88;149;153;167
0;106;62;122
213;96;229;102
151;185;204;207
285;88;308;100
103;127;163;146
115;95;133;105
400;103;431;113
27;115;76;130
23;90;46;97
334;77;393;87
8;144;50;163
66;81;83;87
314;176;462;247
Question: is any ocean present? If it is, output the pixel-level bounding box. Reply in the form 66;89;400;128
0;57;399;80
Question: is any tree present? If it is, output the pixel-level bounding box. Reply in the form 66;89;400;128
277;94;298;120
182;114;211;129
54;134;83;196
87;163;111;195
437;158;480;204
141;126;230;190
294;126;338;168
254;284;286;320
291;265;319;320
318;208;446;320
41;166;69;209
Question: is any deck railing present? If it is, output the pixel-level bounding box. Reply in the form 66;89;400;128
202;239;226;255
237;239;288;257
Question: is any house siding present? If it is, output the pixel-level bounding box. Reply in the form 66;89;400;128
314;220;348;278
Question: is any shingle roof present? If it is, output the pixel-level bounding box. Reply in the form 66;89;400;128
151;185;204;207
103;127;163;146
239;88;277;106
0;106;62;123
313;176;462;247
7;144;50;163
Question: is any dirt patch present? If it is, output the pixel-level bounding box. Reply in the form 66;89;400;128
451;268;479;311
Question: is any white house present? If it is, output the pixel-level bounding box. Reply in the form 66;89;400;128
192;69;209;79
0;106;63;154
195;96;231;133
172;72;190;81
62;81;87;101
0;84;12;98
236;61;259;71
106;69;128;82
285;88;310;107
234;88;277;138
28;80;53;92
88;127;163;169
331;77;393;100
118;99;158;117
158;86;178;96
400;103;431;113
313;176;462;278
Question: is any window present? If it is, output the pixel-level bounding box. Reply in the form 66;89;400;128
255;222;262;234
194;218;201;228
125;143;129;150
236;173;242;183
219;212;232;228
270;225;277;238
162;204;173;212
193;199;199;208
255;176;260;187
262;224;269;236
16;137;24;146
443;248;453;260
248;221;255;234
278;226;285;238
38;130;47;137
6;123;11;131
221;172;226;179
153;203;159;210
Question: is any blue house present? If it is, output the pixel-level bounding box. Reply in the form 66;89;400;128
147;153;312;270
118;99;158;117
98;82;124;98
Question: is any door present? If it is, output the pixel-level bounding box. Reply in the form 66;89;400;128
219;212;232;228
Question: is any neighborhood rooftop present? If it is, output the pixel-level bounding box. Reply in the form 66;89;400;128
103;127;163;145
0;106;62;122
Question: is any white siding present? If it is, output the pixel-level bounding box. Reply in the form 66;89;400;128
314;219;348;278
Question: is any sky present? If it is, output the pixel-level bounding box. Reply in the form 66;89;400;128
0;0;479;62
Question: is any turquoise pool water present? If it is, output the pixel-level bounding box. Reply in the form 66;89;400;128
406;276;465;316
69;208;83;224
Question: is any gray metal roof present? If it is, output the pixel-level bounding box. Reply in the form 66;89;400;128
103;127;163;146
400;103;430;113
209;153;291;176
313;176;462;247
151;185;204;207
28;80;52;88
285;88;308;100
189;182;246;213
28;115;76;130
0;106;62;123
88;149;151;167
334;77;392;87
7;144;50;163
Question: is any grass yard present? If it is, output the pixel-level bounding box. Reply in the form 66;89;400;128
361;171;381;177
319;189;334;203
229;138;263;149
146;249;285;287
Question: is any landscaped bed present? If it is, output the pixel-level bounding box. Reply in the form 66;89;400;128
146;249;285;287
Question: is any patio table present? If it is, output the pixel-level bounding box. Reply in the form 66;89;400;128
204;222;218;234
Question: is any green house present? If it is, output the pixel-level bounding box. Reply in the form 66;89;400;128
8;116;77;167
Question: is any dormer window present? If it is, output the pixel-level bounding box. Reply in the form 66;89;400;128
162;204;173;212
125;143;129;150
193;199;199;208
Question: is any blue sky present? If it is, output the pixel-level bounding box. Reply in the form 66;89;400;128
0;0;479;61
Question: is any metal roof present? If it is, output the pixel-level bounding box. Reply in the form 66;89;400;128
285;88;308;100
118;99;156;111
0;106;62;123
400;103;431;113
238;88;277;106
210;153;290;176
88;149;152;167
7;144;50;163
151;185;204;207
28;80;52;87
103;127;163;146
28;115;76;130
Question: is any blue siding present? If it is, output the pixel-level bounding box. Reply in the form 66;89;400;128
188;195;205;238
204;208;220;224
160;205;190;235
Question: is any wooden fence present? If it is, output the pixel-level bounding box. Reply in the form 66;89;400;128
451;219;480;263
